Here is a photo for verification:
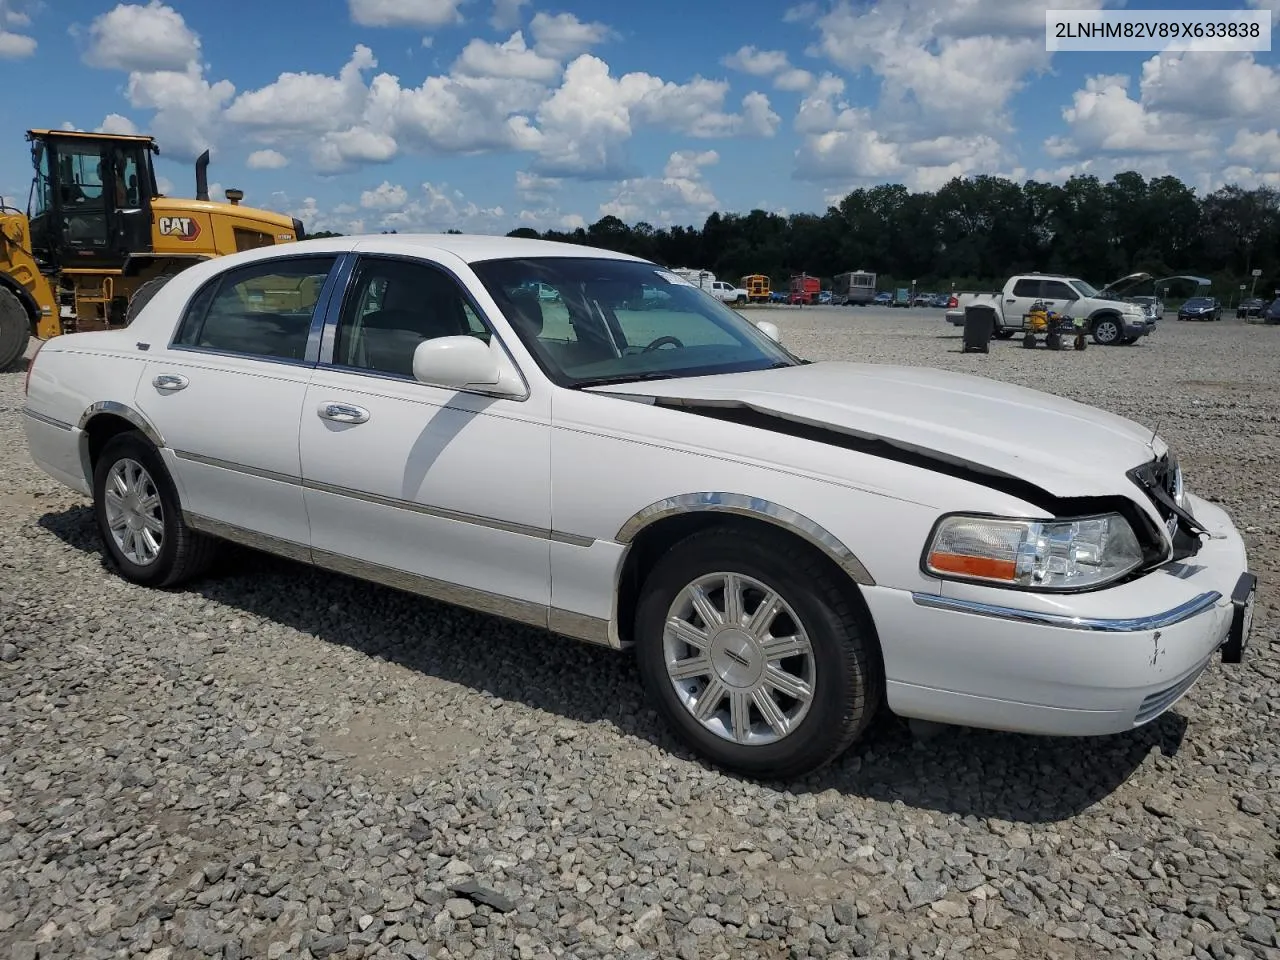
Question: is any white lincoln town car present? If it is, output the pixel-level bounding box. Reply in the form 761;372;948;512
21;235;1256;778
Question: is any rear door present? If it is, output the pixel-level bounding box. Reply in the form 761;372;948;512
133;253;340;551
1002;277;1043;328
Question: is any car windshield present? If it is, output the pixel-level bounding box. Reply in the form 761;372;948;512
1186;298;1212;307
1073;280;1100;297
470;256;800;387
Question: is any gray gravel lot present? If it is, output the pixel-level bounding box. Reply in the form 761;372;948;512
1;307;1278;960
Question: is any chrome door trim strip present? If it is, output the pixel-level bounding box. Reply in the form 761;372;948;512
183;510;614;647
183;511;313;564
310;546;550;632
21;407;74;431
173;449;595;547
909;590;1222;632
174;449;302;487
615;492;875;586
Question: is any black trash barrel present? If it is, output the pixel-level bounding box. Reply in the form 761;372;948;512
962;305;995;353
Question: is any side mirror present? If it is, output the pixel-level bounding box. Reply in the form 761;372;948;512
755;320;781;342
412;336;522;396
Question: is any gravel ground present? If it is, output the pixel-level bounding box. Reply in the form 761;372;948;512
1;308;1277;960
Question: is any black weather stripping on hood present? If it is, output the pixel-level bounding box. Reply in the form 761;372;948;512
650;397;1174;566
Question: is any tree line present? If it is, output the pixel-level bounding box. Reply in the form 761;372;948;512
317;173;1280;301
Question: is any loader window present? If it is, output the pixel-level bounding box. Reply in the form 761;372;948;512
174;255;337;362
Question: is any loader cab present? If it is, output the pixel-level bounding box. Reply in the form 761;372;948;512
26;129;157;270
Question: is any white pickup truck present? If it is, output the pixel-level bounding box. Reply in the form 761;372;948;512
946;271;1156;345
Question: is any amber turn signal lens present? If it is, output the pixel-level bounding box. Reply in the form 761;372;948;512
926;551;1017;582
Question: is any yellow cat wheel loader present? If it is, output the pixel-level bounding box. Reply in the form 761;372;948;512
0;129;306;370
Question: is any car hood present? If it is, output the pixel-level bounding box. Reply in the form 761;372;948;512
589;361;1165;499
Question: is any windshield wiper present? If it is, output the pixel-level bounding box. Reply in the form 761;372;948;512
572;371;680;388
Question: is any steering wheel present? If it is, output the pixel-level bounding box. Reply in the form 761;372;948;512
643;335;684;352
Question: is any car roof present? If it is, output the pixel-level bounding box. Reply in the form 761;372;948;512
281;233;650;265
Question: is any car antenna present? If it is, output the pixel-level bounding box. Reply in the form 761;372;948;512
1149;417;1162;451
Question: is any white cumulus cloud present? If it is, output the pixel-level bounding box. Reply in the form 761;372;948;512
82;0;201;72
348;0;466;27
246;149;289;169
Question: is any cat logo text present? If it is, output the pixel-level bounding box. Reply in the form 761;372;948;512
158;216;201;241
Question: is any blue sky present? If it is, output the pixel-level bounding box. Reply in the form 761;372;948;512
1;0;1276;235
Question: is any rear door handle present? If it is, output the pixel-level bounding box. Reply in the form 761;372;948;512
318;402;370;424
152;374;188;392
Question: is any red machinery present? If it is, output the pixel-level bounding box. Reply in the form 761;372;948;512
788;274;821;305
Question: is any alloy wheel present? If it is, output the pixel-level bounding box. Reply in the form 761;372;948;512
662;571;815;745
103;457;165;566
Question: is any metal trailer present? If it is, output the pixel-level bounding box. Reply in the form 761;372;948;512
832;270;877;305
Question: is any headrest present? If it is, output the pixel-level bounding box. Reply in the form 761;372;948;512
507;288;543;337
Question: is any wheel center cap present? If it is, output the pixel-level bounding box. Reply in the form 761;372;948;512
709;628;763;687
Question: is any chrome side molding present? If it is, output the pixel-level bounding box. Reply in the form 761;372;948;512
182;511;615;648
910;590;1222;632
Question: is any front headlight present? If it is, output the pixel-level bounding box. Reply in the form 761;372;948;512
924;513;1145;591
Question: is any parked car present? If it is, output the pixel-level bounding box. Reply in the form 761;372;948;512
1178;297;1221;321
1237;297;1265;319
817;290;833;305
769;290;789;304
874;291;893;305
1129;296;1162;319
946;272;1153;345
912;293;933;307
1264;298;1280;324
892;288;911;307
21;234;1256;780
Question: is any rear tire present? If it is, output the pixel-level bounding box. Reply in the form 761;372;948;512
634;526;881;780
125;275;174;326
92;431;218;587
0;287;31;372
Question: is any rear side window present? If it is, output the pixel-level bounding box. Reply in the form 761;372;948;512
174;256;336;361
1011;278;1040;297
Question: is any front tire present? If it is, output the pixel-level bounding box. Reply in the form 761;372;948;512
92;431;218;587
634;527;881;779
1092;316;1121;345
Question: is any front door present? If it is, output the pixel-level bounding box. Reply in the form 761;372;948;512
133;254;339;551
298;254;552;623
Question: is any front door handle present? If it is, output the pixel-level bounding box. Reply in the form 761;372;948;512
152;374;188;391
317;402;370;424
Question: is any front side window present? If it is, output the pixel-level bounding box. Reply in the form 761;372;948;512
175;256;337;360
331;257;490;379
470;257;797;388
1041;280;1076;300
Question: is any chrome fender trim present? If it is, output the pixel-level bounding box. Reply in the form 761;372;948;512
77;400;166;448
910;590;1222;632
615;492;875;586
76;400;167;487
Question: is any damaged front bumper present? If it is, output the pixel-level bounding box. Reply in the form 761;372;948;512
866;494;1256;737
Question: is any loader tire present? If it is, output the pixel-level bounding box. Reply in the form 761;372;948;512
0;287;31;372
125;275;174;326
